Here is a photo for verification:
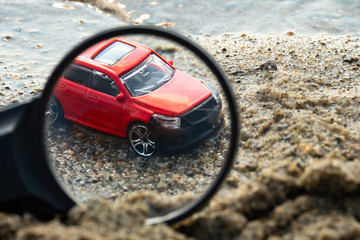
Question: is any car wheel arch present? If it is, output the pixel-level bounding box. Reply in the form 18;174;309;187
126;120;151;137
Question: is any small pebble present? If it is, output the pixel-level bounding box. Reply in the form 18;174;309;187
286;31;295;36
60;142;69;148
3;35;12;41
75;132;85;139
343;56;359;63
260;60;278;71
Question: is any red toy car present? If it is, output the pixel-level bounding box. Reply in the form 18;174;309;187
47;37;223;157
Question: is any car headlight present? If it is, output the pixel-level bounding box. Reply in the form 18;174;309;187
153;114;181;129
203;82;221;104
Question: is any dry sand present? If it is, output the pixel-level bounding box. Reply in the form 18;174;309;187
1;31;359;239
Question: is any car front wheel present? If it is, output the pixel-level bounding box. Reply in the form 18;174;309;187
128;123;159;157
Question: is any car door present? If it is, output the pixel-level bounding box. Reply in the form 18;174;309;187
86;70;124;136
55;64;91;122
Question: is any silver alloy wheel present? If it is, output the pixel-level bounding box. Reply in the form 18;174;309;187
45;98;60;123
128;124;157;157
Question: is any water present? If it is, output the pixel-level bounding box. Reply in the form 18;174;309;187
0;1;121;105
1;0;359;105
120;0;360;35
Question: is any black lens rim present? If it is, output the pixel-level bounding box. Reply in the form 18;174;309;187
40;25;239;225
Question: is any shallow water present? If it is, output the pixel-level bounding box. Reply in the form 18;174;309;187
1;0;359;102
121;0;360;35
0;1;122;105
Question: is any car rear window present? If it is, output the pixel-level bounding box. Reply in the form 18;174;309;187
93;41;135;66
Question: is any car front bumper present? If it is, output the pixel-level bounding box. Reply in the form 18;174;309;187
150;96;224;153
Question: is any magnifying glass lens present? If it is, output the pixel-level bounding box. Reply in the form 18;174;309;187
44;32;234;223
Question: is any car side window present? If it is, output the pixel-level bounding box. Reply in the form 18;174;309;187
90;71;120;97
63;64;92;86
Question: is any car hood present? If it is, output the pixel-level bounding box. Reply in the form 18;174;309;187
133;70;212;116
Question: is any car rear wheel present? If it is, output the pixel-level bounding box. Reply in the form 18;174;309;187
45;96;65;124
128;123;159;157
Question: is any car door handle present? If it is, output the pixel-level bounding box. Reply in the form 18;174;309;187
56;83;66;90
88;94;99;101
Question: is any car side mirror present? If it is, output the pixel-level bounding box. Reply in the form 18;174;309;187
168;60;174;66
116;92;125;102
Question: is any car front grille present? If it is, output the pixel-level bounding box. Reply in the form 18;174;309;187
182;96;218;126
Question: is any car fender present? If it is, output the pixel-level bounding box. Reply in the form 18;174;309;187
122;101;153;137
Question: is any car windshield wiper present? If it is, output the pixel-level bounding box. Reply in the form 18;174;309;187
134;85;154;93
156;77;170;84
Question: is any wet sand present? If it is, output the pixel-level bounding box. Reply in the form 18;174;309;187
1;1;360;240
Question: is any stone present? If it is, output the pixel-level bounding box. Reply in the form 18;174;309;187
343;56;359;63
260;60;278;71
75;132;85;139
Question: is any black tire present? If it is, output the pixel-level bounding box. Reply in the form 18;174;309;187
45;96;65;124
128;123;159;157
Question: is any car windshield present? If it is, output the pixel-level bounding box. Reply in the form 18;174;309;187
120;54;174;97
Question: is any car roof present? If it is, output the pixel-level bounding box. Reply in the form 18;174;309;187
76;37;152;77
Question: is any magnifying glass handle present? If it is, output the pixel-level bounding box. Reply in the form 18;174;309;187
0;99;75;218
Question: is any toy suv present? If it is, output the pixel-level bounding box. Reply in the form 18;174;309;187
46;37;223;157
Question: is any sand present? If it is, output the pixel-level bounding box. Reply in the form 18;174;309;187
1;1;360;240
1;31;359;240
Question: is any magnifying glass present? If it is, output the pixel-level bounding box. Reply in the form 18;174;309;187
0;26;238;225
